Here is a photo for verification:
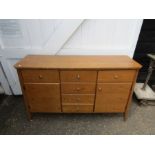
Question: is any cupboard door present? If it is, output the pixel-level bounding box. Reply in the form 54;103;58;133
25;83;61;112
95;83;132;112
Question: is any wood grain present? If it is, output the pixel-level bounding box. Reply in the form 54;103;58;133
17;70;32;120
62;104;94;113
21;69;59;83
61;83;96;94
62;94;95;104
98;70;136;82
14;55;142;69
25;83;61;112
60;70;97;82
95;83;132;112
96;83;132;93
15;55;142;120
124;70;139;120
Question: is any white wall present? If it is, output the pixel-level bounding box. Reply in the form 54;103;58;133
61;19;142;57
0;19;143;95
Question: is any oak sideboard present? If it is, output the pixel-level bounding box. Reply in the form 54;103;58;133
15;55;142;120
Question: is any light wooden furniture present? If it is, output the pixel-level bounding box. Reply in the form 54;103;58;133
14;55;142;120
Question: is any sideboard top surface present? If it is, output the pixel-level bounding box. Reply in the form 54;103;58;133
15;55;142;69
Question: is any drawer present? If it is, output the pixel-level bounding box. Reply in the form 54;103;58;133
98;70;135;82
62;104;94;113
60;71;97;82
21;69;59;83
61;83;96;94
62;94;95;104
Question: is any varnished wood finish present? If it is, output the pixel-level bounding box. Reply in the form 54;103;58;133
60;71;97;82
62;94;95;104
25;83;61;112
62;104;94;113
21;69;59;83
96;83;132;93
95;83;132;112
98;70;136;82
15;55;142;120
61;83;96;94
17;70;32;120
124;70;138;120
60;70;96;113
15;55;141;69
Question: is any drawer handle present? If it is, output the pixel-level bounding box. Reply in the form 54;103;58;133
98;87;102;91
39;75;43;79
114;75;118;79
77;74;80;80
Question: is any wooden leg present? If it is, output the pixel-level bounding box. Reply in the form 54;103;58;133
27;111;32;121
124;111;128;121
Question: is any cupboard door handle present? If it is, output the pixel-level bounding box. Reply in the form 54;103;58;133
39;75;43;79
98;87;102;91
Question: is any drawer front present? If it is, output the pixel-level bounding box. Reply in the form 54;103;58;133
22;69;59;83
60;71;97;82
62;94;95;104
62;105;94;113
61;83;96;94
98;70;135;82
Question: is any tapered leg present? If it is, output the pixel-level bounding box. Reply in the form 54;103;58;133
27;111;32;121
124;112;128;121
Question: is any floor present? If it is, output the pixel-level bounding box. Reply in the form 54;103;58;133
0;95;155;135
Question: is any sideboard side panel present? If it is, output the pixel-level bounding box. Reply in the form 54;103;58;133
17;69;32;120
